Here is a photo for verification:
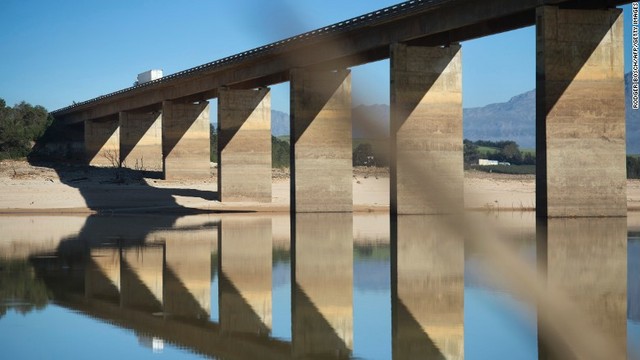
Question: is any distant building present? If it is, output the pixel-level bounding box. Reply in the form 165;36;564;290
478;159;499;166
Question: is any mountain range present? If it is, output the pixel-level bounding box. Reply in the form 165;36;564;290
269;72;640;154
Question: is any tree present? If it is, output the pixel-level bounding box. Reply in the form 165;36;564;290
522;152;536;165
353;143;375;166
628;156;640;179
463;139;480;166
210;124;218;162
0;98;51;159
500;141;522;164
272;136;290;168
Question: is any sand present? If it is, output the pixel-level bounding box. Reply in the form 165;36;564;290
0;160;638;214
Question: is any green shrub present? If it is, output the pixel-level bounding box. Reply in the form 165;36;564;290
0;98;51;160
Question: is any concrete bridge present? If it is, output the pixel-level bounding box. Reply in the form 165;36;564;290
51;0;631;217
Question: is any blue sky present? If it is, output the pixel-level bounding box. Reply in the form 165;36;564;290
0;1;633;116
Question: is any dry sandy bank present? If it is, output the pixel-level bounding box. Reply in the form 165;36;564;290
1;160;638;214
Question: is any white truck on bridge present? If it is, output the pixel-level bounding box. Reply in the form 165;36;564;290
135;69;163;86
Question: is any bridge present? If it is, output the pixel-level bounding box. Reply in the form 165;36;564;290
50;0;632;217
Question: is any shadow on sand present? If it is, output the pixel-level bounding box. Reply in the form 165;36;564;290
26;158;237;216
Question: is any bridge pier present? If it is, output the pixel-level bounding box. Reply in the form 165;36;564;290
119;110;163;171
85;115;120;167
536;7;626;218
218;88;272;202
162;100;211;180
290;69;353;213
390;43;463;215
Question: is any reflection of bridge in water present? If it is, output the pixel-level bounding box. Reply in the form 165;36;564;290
12;212;633;359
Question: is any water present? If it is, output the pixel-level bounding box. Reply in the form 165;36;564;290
0;212;637;359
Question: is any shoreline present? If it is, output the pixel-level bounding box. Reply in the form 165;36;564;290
1;160;639;215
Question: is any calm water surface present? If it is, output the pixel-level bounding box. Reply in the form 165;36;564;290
0;213;637;359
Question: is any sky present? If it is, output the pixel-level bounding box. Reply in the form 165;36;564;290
0;1;634;118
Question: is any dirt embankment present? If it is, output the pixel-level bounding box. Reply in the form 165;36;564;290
1;160;638;214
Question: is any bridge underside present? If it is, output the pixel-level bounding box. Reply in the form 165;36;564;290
76;3;626;217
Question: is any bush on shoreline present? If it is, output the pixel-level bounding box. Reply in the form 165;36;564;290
0;98;51;160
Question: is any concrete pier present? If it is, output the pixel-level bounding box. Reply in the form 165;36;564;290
162;101;211;180
218;88;272;202
392;215;464;360
219;216;273;335
119;110;163;171
536;7;626;218
292;213;353;358
290;69;353;213
390;43;463;215
85;115;120;167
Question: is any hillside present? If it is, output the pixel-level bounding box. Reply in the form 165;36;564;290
271;109;289;136
463;90;535;149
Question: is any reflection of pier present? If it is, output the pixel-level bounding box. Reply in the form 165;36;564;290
32;218;291;360
30;213;362;359
391;215;464;360
86;232;212;318
631;234;640;323
120;245;164;311
219;216;273;336
53;295;291;360
537;218;628;359
292;213;353;359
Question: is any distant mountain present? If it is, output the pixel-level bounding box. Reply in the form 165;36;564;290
463;90;535;149
271;109;289;136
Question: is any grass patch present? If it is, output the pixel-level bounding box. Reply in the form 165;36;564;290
476;165;536;175
477;146;499;155
276;135;290;143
